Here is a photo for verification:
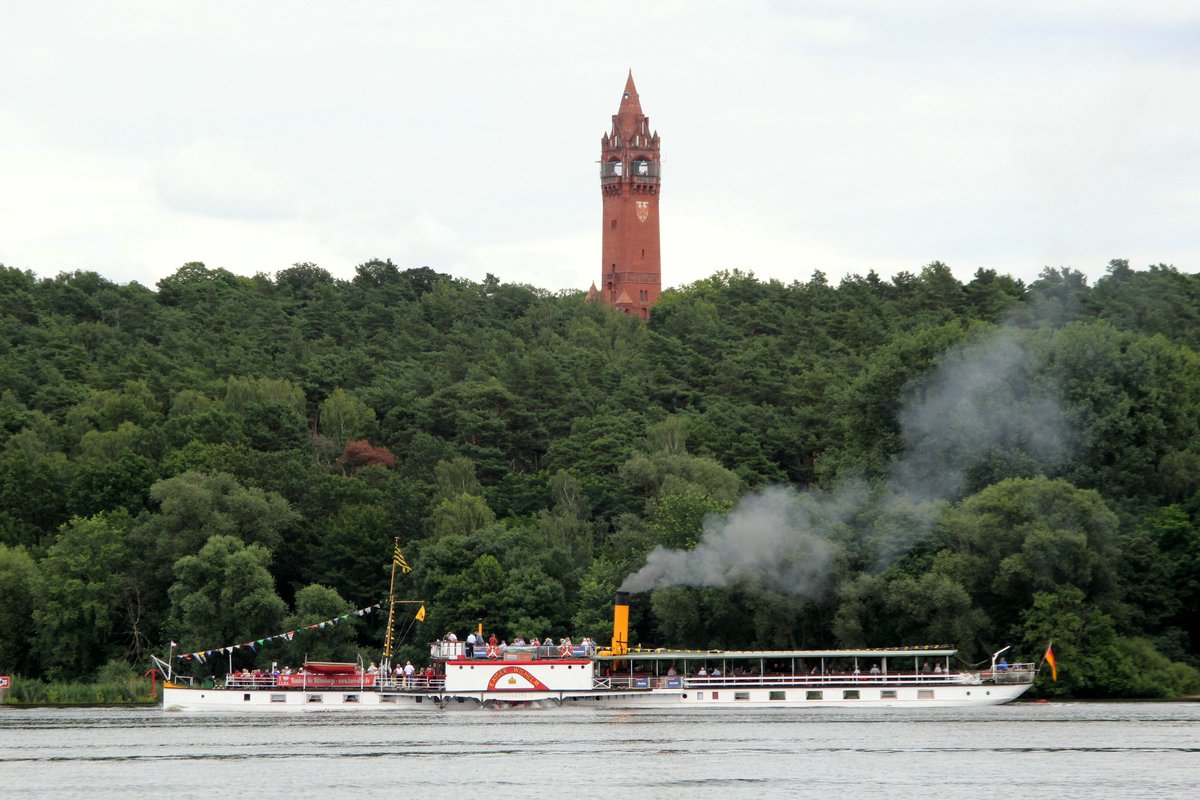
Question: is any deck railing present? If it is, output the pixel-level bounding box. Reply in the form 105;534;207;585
607;668;1035;690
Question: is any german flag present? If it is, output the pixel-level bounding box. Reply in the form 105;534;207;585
1043;643;1057;681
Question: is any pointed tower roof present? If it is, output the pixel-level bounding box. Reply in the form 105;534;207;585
615;70;644;130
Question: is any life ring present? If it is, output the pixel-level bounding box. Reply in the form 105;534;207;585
486;645;499;659
558;644;572;658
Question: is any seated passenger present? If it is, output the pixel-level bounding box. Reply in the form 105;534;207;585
996;657;1009;671
711;667;721;677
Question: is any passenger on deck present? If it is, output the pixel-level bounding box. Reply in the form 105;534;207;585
530;637;541;647
870;664;881;675
711;667;721;677
488;633;498;648
666;666;677;677
512;636;526;646
367;662;379;675
445;631;458;642
922;662;931;673
996;657;1009;671
697;667;707;677
499;640;508;654
403;661;415;687
934;664;943;674
466;631;476;657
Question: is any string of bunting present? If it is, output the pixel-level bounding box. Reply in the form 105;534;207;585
177;601;383;662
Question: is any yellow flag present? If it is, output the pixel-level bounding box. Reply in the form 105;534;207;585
415;605;426;622
393;542;412;573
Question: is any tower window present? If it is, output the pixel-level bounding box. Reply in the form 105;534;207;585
641;248;644;257
611;219;617;230
611;263;616;273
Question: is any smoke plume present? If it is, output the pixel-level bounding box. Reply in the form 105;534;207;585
620;327;1075;594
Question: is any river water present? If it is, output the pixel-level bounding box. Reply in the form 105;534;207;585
1;702;1197;798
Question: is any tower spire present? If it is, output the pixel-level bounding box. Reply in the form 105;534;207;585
617;70;643;125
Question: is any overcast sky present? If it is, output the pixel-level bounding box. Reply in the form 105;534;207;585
3;2;1198;294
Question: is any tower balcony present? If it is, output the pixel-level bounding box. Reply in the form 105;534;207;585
600;161;662;180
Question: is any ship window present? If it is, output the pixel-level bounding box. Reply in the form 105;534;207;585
842;690;860;700
381;695;398;703
712;691;719;700
344;694;360;703
270;694;287;703
734;692;750;701
918;689;934;700
697;692;704;700
881;690;897;700
769;691;786;701
306;694;323;703
243;694;251;702
806;690;823;700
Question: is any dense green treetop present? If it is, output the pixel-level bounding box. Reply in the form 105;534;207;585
1;258;1198;697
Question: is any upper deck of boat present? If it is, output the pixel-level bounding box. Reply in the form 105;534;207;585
592;645;959;662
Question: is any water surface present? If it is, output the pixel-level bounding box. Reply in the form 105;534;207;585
1;702;1196;798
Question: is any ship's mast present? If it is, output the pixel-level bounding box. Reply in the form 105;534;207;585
380;537;403;678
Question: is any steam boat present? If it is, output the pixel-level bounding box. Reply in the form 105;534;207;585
157;592;1036;711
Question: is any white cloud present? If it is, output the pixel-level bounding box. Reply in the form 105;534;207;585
153;137;300;220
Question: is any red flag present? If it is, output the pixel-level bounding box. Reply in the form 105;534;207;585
1044;643;1057;681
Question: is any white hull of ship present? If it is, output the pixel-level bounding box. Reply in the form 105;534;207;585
162;680;1030;711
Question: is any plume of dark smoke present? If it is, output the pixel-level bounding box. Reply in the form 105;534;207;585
620;327;1075;595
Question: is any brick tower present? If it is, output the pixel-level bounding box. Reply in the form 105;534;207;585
589;71;661;319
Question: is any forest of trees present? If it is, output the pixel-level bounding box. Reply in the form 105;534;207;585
1;257;1199;698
